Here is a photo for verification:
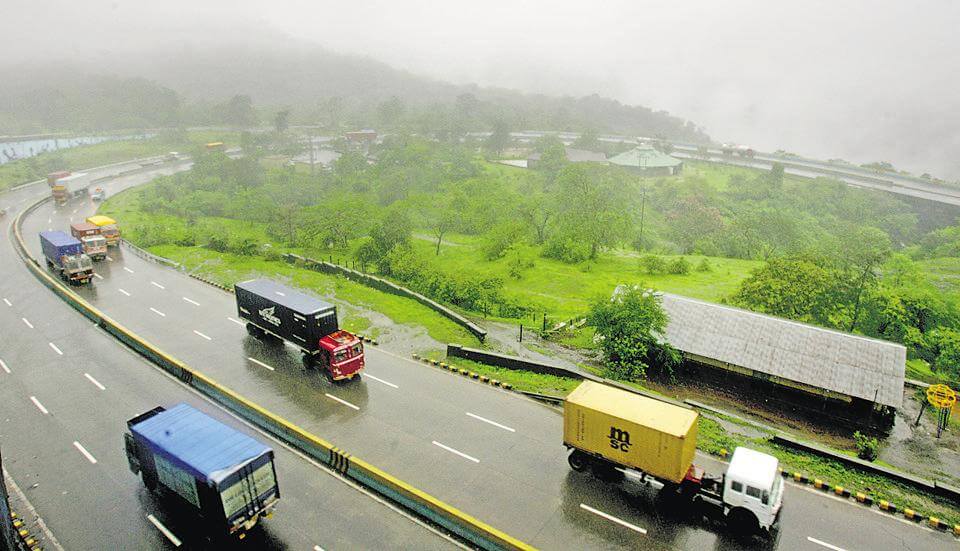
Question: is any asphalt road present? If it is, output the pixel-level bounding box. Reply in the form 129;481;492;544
0;165;456;550
12;163;957;550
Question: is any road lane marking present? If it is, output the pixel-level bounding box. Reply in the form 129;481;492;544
118;288;131;296
247;357;275;371
93;273;103;280
47;217;51;223
147;515;182;547
84;373;106;390
325;393;360;411
579;504;646;534
466;412;516;432
193;330;212;341
0;359;9;374
48;342;63;355
2;298;10;306
227;316;244;326
313;546;325;551
432;441;480;463
807;537;847;551
71;209;77;214
182;297;200;306
123;266;134;273
151;281;165;289
275;291;285;296
106;256;113;262
364;373;398;388
21;317;33;329
30;396;49;414
150;307;166;317
73;441;97;464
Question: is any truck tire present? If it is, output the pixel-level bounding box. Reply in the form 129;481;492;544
728;508;759;538
142;471;158;492
567;450;591;472
246;323;262;338
302;354;315;369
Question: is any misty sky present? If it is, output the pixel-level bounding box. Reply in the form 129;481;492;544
5;1;960;178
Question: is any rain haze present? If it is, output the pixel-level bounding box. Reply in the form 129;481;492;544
3;0;959;178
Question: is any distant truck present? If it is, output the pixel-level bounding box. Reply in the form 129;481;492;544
235;279;364;380
51;173;89;206
70;222;108;261
564;381;783;538
124;403;280;538
46;170;71;187
39;231;94;284
86;215;120;246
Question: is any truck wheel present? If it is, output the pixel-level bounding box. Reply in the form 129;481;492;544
302;354;315;369
246;323;261;338
567;450;591;472
728;508;759;537
142;471;158;492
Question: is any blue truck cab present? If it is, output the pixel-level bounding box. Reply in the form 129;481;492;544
124;404;280;538
39;231;93;284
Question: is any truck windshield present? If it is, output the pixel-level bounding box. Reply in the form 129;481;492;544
334;350;348;363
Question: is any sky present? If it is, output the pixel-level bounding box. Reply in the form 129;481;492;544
4;0;960;178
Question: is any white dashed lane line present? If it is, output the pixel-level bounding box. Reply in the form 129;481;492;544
432;441;480;463
48;342;63;356
579;504;647;534
151;281;165;290
0;359;10;374
150;307;166;317
182;297;200;306
72;441;97;464
193;330;212;341
466;412;516;432
106;256;113;262
227;317;244;326
84;373;106;390
123;266;134;273
807;537;847;551
364;373;398;388
2;298;10;306
93;273;103;280
247;357;275;371
21;317;33;329
118;288;131;296
30;396;49;415
324;393;360;411
147;515;182;547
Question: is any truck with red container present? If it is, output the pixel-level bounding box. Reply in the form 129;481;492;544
124;403;280;538
235;279;364;380
47;170;71;187
39;231;94;284
70;222;108;261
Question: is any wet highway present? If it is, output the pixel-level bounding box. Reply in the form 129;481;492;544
0;165;457;550
11;162;957;549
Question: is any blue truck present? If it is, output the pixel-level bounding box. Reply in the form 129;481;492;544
124;404;280;538
39;231;93;285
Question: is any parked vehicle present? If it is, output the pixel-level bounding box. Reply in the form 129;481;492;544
39;231;93;284
70;222;107;261
124;403;280;538
235;278;364;380
46;170;71;187
564;381;783;538
90;187;106;202
85;215;120;246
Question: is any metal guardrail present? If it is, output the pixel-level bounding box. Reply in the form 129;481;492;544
12;196;532;551
119;239;181;269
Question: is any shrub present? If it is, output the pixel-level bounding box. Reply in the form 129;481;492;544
640;254;667;275
853;431;880;461
542;236;591;264
668;257;691;275
696;257;713;272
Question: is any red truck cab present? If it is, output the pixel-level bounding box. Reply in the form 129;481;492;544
320;331;365;380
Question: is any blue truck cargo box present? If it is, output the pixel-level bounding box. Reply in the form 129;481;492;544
39;231;83;260
130;403;272;484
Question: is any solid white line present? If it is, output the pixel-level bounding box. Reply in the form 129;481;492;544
193;330;212;341
0;359;9;374
807;537;847;551
118;288;131;296
123;266;134;273
579;504;646;534
325;393;360;411
151;281;165;289
149;307;166;317
147;515;182;547
227;316;244;326
21;317;33;329
29;396;49;415
247;357;275;371
364;373;398;389
182;297;200;306
2;298;10;306
84;373;106;390
466;412;516;432
93;273;103;280
432;441;480;463
73;441;97;464
49;342;63;355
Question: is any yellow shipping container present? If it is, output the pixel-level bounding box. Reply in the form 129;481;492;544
86;215;116;227
563;381;698;484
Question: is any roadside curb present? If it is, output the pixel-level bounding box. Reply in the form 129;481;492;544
775;467;959;536
412;354;513;392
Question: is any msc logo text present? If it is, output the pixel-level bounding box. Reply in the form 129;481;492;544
608;426;631;452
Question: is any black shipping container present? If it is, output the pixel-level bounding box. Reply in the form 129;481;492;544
235;279;339;354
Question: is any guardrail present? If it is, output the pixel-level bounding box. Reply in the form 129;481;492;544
119;239;181;269
12;197;531;551
6;154;172;192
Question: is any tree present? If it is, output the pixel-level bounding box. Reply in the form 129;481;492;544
354;207;412;273
588;286;681;381
483;119;511;157
551;165;632;260
732;255;845;326
573;128;600;150
376;96;406;128
835;227;891;332
274;109;290;134
223;95;257;128
535;137;568;187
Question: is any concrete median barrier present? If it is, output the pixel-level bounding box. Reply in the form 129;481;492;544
12;196;533;551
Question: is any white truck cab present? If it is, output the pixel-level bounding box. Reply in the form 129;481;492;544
723;447;783;533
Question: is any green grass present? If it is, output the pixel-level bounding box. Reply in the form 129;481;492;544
0;131;238;191
435;357;582;396
146;245;479;350
906;358;958;386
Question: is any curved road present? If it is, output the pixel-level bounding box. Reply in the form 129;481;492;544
0;165;456;550
10;162;957;549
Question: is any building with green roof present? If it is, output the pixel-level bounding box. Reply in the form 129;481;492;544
608;144;683;176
